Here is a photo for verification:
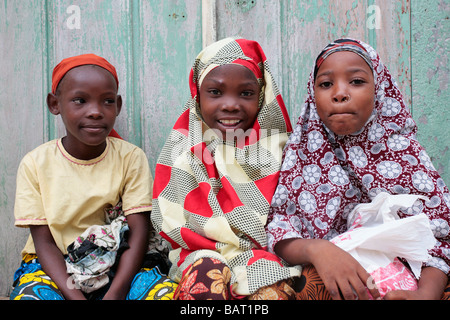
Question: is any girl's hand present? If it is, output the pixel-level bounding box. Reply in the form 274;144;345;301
309;240;380;300
275;238;380;300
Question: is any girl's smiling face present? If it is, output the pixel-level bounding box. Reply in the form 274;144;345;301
198;64;260;139
314;51;375;135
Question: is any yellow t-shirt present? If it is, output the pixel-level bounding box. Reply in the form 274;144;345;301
14;137;153;256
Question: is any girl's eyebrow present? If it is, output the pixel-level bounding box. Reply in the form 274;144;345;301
203;78;258;87
347;67;371;75
202;78;223;85
316;70;332;79
316;67;370;79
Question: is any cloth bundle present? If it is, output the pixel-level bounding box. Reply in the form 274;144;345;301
66;202;170;293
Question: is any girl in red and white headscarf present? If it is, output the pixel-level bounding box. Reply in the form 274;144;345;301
151;37;301;300
267;39;450;300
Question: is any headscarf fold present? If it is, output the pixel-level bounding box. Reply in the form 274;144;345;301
51;53;121;139
314;38;373;79
267;38;450;276
52;53;119;94
151;37;300;296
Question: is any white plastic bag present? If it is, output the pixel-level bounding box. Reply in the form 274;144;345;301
331;192;436;298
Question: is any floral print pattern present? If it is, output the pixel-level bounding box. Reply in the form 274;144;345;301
175;258;295;300
329;165;349;186
376;161;402;179
298;191;317;213
303;165;322;184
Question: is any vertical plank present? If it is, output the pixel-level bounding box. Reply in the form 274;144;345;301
47;0;137;144
202;0;217;47
139;0;202;171
411;0;450;184
215;0;284;94
0;0;47;295
373;0;412;106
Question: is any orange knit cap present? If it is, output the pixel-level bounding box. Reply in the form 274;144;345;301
51;53;119;94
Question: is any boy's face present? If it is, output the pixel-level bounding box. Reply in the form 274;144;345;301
48;65;121;159
314;51;375;135
198;64;260;139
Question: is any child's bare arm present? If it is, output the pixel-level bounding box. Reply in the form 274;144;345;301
103;211;150;300
30;225;86;300
384;266;448;300
275;238;380;300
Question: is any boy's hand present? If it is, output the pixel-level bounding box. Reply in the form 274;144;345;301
103;212;150;300
30;225;86;300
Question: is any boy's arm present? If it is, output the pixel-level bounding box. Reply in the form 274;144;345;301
30;225;86;300
103;211;150;300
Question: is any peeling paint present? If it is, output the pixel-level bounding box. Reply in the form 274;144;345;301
411;0;449;183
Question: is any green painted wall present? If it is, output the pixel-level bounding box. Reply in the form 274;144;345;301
411;0;449;180
0;0;448;296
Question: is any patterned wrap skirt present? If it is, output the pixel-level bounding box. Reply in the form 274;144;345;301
174;258;450;300
10;254;177;300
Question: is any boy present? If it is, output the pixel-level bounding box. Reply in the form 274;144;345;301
11;54;175;300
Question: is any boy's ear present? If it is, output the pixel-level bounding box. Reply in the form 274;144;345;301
47;93;60;115
116;95;122;116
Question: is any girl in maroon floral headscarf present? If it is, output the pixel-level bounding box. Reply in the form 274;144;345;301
267;39;450;300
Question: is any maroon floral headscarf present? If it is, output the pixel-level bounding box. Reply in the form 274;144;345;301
267;39;450;276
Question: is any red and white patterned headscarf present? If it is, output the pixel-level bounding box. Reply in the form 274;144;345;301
267;39;450;276
151;37;300;296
